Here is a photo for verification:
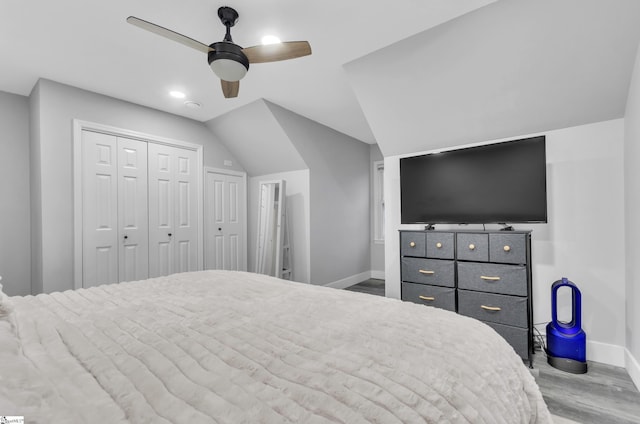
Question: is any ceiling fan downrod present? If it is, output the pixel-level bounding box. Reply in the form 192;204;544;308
218;6;239;42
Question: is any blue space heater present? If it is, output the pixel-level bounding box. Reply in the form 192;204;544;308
546;277;587;373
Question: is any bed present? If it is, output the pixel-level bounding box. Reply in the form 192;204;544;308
0;270;551;423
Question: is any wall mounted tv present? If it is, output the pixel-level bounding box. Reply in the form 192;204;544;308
400;136;547;225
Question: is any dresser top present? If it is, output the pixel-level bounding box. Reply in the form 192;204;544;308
399;229;532;235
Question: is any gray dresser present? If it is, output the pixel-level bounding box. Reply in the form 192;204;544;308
400;229;533;365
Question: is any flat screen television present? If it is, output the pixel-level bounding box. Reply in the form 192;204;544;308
400;136;547;225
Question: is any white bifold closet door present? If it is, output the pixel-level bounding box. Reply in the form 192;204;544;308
148;143;199;278
82;131;149;288
82;131;199;288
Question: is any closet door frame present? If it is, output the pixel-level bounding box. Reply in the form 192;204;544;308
72;119;204;290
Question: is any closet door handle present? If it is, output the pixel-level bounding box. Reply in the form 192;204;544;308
123;235;128;240
168;233;172;237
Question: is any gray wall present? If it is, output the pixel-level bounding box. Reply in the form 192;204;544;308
31;79;245;294
624;44;640;386
205;100;307;176
267;102;370;286
0;91;31;296
29;84;43;295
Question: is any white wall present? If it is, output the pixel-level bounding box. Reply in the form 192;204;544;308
31;79;245;294
345;1;640;158
247;170;310;284
370;144;385;276
0;91;31;296
385;119;627;366
624;43;640;389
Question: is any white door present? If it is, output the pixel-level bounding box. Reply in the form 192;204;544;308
148;143;199;277
204;169;246;271
82;131;119;288
117;137;148;282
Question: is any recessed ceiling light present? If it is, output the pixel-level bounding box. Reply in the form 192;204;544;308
261;35;281;45
184;101;201;109
169;90;186;99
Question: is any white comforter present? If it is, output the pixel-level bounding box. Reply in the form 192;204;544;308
0;271;551;423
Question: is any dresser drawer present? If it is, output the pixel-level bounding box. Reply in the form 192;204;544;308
485;321;529;360
401;232;426;257
426;232;454;259
457;262;527;296
456;233;488;262
401;257;455;287
402;282;456;312
489;233;527;264
458;290;528;328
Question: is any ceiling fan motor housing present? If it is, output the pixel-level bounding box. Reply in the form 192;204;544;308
218;7;239;28
208;41;250;81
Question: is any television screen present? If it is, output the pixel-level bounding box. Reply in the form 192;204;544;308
400;136;547;224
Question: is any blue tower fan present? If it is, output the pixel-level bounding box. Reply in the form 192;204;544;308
546;277;588;373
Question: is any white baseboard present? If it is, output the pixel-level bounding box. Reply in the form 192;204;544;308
587;340;626;367
530;328;626;368
370;270;385;280
324;271;381;289
626;349;640;391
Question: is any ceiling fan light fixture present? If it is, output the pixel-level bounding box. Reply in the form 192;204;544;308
208;42;249;82
210;58;248;81
128;7;312;98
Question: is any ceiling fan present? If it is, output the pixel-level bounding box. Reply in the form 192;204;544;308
127;7;312;98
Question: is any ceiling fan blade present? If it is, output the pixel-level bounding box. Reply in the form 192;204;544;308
221;80;239;98
242;41;312;64
127;16;212;54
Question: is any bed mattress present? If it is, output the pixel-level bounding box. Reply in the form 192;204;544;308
0;270;551;423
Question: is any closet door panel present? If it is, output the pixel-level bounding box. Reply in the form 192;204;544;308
174;148;199;272
118;137;149;282
148;143;175;278
82;131;118;288
148;143;198;277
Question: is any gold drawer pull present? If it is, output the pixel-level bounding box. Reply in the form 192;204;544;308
409;241;416;247
436;242;442;248
419;296;435;301
469;243;475;250
504;245;511;252
480;275;501;281
481;305;501;312
419;269;435;275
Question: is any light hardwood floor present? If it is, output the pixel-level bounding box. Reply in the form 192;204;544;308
345;279;640;424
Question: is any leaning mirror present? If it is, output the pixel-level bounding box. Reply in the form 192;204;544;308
255;180;286;277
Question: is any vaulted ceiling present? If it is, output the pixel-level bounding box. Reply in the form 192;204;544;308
0;0;494;145
2;0;640;156
345;0;640;156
